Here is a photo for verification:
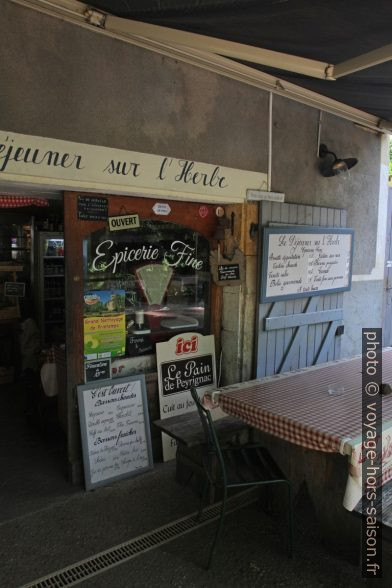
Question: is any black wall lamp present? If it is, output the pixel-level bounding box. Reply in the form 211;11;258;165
318;143;358;177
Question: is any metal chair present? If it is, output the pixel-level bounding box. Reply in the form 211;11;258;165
190;386;293;569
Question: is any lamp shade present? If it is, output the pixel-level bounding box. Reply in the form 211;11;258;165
318;144;358;177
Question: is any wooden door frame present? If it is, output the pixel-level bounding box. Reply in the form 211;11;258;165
64;191;221;482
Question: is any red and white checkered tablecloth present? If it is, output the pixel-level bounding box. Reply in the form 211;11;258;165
0;196;49;208
216;350;392;510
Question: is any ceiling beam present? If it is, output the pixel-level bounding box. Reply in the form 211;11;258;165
333;43;392;78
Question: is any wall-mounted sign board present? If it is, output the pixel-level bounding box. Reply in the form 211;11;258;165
77;375;153;490
4;282;25;297
84;358;111;383
261;226;354;302
77;196;108;221
210;249;244;286
217;263;240;282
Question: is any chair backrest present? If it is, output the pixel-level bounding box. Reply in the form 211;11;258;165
190;386;226;477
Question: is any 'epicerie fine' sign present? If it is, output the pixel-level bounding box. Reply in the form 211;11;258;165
108;214;140;231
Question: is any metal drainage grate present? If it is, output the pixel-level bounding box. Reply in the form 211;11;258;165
22;490;257;588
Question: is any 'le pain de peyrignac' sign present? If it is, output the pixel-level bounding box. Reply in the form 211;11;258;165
156;332;225;462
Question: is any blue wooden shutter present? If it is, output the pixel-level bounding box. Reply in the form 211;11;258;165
255;202;347;378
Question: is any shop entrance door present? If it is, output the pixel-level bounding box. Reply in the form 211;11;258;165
64;192;219;482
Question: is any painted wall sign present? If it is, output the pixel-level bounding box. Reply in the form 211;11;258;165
77;375;153;490
84;358;112;383
77;196;108;221
0;130;268;203
108;214;140;231
157;332;220;461
4;281;25;297
152;202;171;216
261;226;354;302
217;263;240;282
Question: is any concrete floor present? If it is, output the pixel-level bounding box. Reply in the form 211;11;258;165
0;383;376;588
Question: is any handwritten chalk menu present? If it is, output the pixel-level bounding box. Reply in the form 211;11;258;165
84;358;111;383
77;196;108;221
157;333;224;462
77;375;153;490
217;263;240;282
261;227;354;302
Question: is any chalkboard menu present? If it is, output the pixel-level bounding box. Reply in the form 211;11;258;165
261;226;354;302
217;263;240;282
84;358;111;383
77;196;108;221
77;375;153;490
4;282;25;297
126;334;154;356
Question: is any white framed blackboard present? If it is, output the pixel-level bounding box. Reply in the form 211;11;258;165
261;226;354;302
77;375;153;490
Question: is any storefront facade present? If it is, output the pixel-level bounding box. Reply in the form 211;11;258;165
0;1;390;482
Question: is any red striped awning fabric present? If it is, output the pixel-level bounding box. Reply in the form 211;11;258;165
0;196;49;208
217;350;392;455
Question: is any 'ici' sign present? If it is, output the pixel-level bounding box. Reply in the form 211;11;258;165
92;239;204;273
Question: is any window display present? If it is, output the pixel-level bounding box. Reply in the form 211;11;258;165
83;220;211;359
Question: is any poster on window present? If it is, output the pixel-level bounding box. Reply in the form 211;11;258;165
83;290;126;359
157;332;222;461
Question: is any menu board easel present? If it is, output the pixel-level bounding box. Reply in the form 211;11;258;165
77;375;153;490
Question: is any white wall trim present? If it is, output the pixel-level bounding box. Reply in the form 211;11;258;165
352;134;390;282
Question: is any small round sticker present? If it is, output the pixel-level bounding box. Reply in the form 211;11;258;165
199;205;209;218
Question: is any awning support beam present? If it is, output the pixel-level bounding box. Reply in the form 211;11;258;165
333;43;392;78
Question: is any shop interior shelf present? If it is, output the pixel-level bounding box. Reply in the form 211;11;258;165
44;297;64;301
45;319;65;324
44;274;65;277
43;256;64;259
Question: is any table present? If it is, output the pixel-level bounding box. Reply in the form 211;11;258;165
215;350;392;511
213;350;392;560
